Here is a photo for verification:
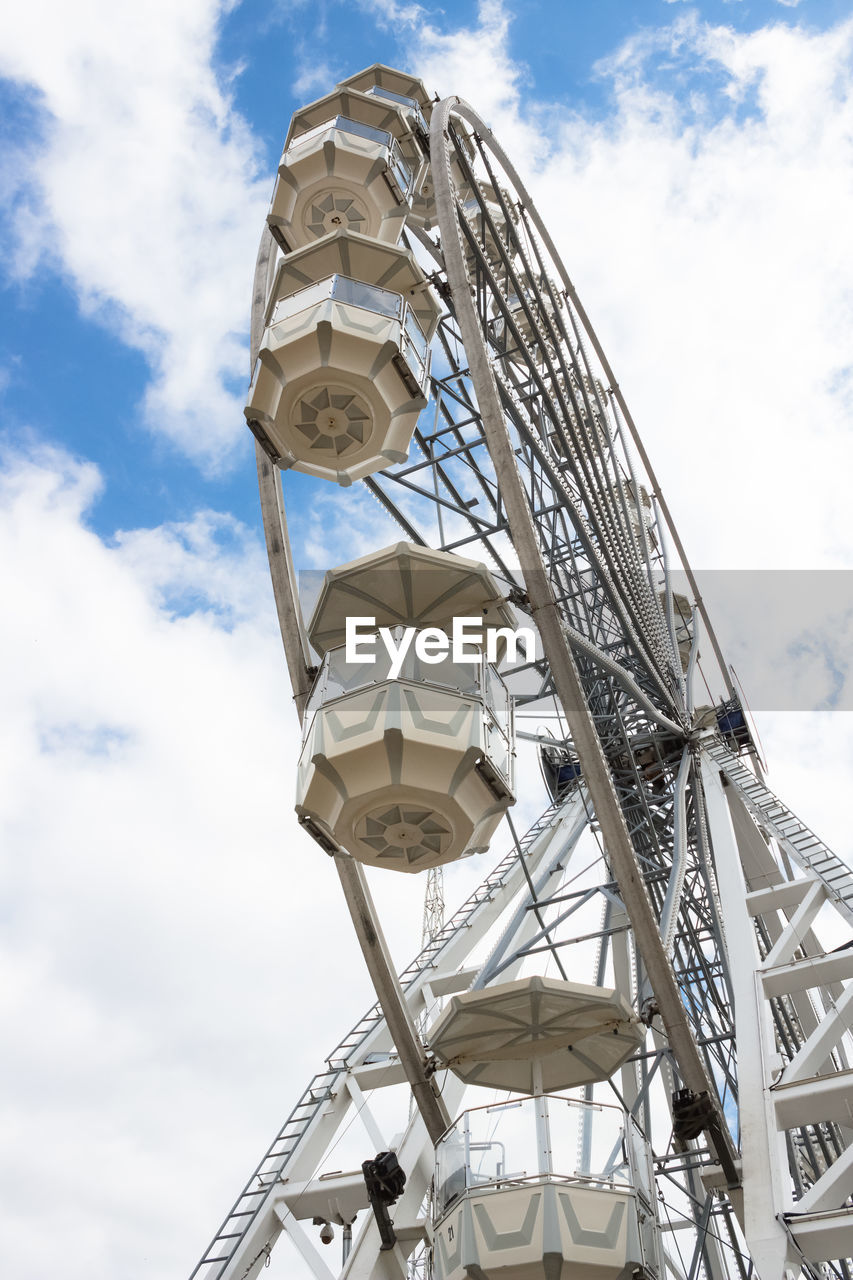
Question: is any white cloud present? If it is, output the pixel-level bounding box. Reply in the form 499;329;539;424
412;0;529;126
3;438;850;1277
292;57;338;98
405;6;853;572
295;482;402;568
0;1;268;470
0;443;385;1278
356;0;429;29
563;15;853;572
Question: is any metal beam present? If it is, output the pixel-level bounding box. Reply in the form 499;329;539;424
249;229;451;1153
699;750;795;1278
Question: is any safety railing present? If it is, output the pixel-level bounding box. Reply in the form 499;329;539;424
364;85;428;135
303;632;514;784
286;115;414;199
270;275;429;389
433;1093;636;1219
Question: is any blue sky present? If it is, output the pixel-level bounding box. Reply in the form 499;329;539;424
2;0;851;548
1;2;852;1277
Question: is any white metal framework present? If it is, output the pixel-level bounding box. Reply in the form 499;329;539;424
190;67;853;1280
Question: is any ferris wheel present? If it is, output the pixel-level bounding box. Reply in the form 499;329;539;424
190;65;853;1280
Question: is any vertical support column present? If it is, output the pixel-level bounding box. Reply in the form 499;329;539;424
532;1060;553;1175
249;226;451;1152
333;854;451;1146
699;752;795;1280
250;226;314;721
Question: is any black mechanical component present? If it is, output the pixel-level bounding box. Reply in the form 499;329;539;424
362;1151;407;1252
297;814;339;855
672;1089;742;1189
672;1087;716;1143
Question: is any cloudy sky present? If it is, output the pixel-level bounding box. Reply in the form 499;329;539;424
1;1;852;1277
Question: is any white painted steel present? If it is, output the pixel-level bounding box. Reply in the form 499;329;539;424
701;741;853;1273
191;794;589;1279
706;738;853;924
699;750;795;1278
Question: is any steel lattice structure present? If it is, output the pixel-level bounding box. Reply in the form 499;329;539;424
190;72;853;1280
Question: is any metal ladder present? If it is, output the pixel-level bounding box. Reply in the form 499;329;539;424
190;798;571;1279
703;738;853;926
